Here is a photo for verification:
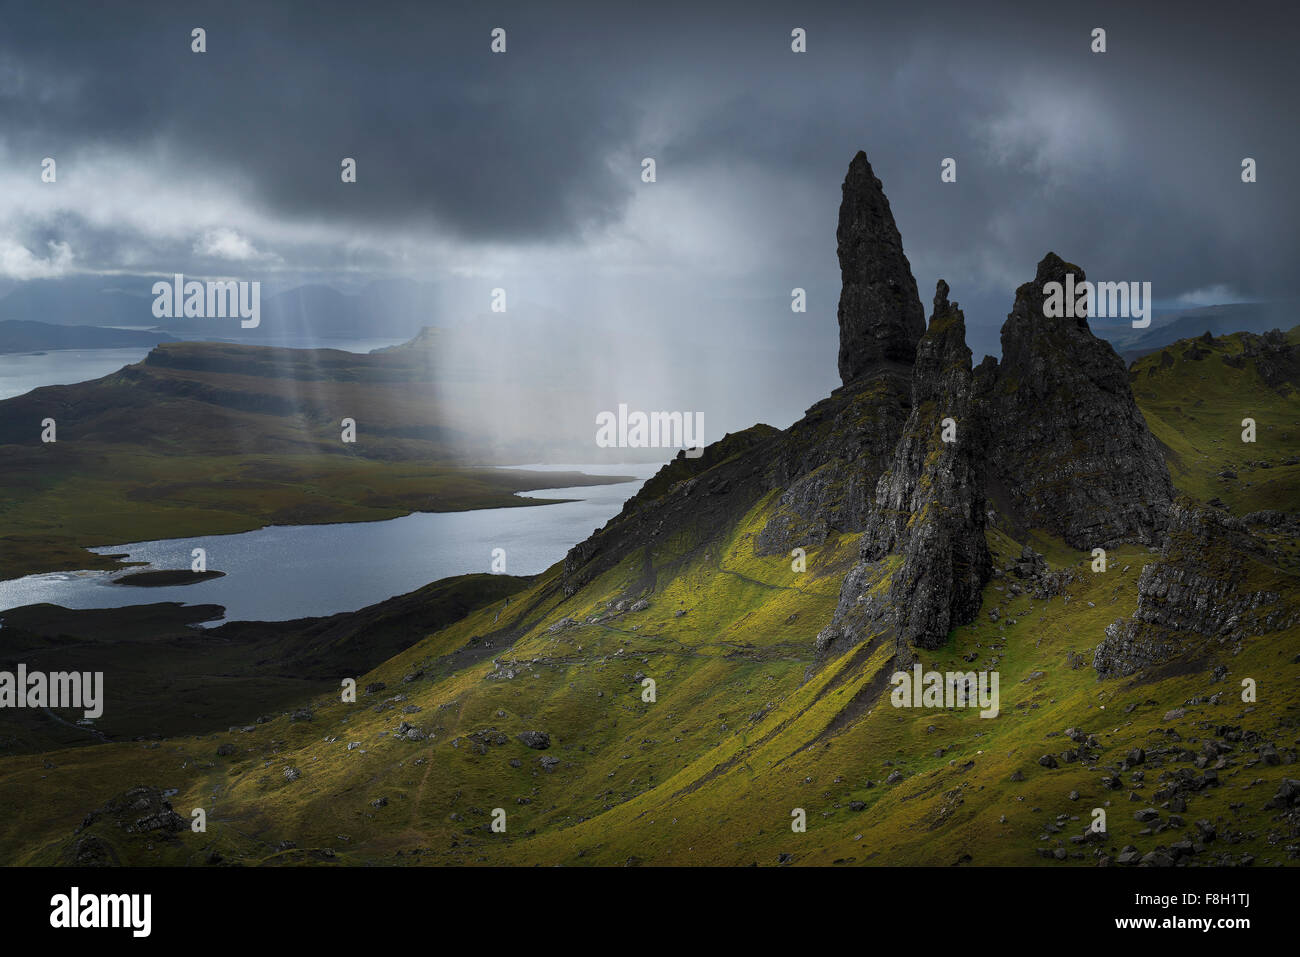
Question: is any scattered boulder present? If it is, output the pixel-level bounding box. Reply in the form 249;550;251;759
77;785;187;837
1264;778;1300;810
517;731;551;750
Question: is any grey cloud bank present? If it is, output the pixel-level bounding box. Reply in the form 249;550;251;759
0;0;1295;437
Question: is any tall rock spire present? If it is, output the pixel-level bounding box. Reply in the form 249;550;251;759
753;151;921;556
816;280;990;658
835;151;926;384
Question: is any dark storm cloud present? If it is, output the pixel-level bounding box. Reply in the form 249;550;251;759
1;0;1297;414
6;1;1296;255
595;0;1300;356
3;1;650;242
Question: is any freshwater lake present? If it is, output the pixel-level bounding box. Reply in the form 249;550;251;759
0;463;658;624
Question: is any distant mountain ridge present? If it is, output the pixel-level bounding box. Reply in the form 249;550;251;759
0;319;178;354
1092;301;1294;363
0;275;448;340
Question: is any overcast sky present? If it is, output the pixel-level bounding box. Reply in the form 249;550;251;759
1;0;1295;436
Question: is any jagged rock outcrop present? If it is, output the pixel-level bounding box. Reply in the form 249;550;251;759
836;151;926;385
566;152;930;587
76;785;187;836
562;162;1188;677
816;281;991;656
975;253;1173;549
753;373;911;555
812;559;893;661
1094;503;1299;678
62;784;187;864
755;152;923;555
1222;328;1300;391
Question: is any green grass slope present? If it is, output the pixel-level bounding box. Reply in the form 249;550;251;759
0;573;531;755
1131;327;1300;512
1;328;1297;867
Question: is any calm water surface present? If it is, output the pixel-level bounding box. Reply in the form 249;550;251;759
0;463;658;624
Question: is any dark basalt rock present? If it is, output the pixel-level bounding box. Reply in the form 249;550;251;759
835;150;926;385
1221;328;1300;391
63;835;121;867
975;252;1173;549
64;784;186;864
562;157;1186;679
77;785;187;835
756;153;924;555
812;558;894;660
517;730;551;750
753;370;912;556
1094;503;1299;678
816;281;991;656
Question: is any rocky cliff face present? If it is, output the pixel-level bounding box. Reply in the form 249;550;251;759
753;373;911;556
975;253;1174;549
1094;504;1299;678
816;281;991;656
835;151;926;385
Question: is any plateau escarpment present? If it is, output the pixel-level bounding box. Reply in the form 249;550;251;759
0;339;632;579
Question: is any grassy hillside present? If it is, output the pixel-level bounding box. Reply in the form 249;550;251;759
0;574;531;755
1;327;1297;867
1131;327;1300;512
